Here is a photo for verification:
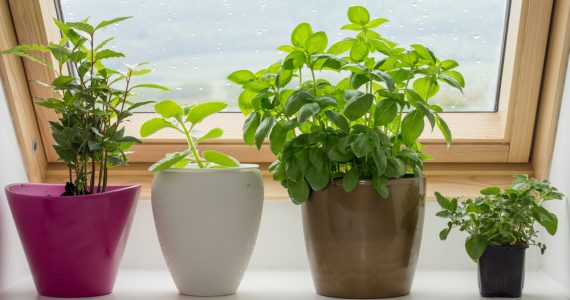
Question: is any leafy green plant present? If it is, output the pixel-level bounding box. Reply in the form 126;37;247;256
436;175;564;261
141;100;240;171
2;17;167;195
228;6;465;204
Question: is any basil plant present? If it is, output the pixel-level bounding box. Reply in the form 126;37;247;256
228;6;465;204
436;175;564;261
2;17;167;195
141;100;240;171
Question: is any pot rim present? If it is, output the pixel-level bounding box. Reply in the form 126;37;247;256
331;176;424;186
159;163;260;173
4;183;141;200
486;244;529;249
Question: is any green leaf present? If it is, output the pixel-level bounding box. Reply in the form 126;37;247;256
306;31;328;54
441;60;459;70
244;80;271;92
532;206;558;235
347;6;370;25
439;228;451;240
369;39;392;55
66;22;95;34
327;38;355;55
439;74;464;92
341;63;368;74
343;166;359;192
343;93;374;121
95;16;132;30
285;90;314;116
372;175;389;198
154;100;183;119
350;40;368;62
341;23;363;31
401;110;425;146
238;89;257;115
435;192;450;209
370;70;396;91
255;116;276;149
269;121;287;155
297;102;320;124
480;186;501;196
47;43;69;63
95;49;125;60
276;68;293;88
324;110;350;133
372;147;387;174
132;83;170;91
196;127;224;142
465;234;488;261
367;18;389;29
384;157;406;178
149;150;190;172
413;77;439;100
351;134;370;158
203;150;239;167
442;70;465;87
228;70;255;85
282;51;306;70
411;44;436;63
243;112;261;145
187;101;227;124
277;45;295;52
291;23;313;48
374;99;398;126
436;115;452;148
289;178;310;204
140;118;179;137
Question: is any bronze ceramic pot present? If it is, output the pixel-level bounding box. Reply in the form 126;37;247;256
302;177;426;299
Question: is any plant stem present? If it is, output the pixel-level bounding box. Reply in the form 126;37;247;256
180;121;205;168
394;67;415;150
310;67;317;96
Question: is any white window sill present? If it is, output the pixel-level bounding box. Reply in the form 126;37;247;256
1;270;568;300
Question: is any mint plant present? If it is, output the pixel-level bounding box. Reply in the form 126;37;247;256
2;17;167;195
436;175;564;261
228;6;465;204
141;100;240;171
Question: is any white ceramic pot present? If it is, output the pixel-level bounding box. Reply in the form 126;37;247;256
151;164;264;296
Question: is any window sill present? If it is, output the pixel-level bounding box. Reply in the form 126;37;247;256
1;270;567;300
44;162;533;201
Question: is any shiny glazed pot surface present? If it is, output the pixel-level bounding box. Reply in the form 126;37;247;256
302;177;426;299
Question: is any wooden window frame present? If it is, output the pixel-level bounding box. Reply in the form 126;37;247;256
1;0;569;200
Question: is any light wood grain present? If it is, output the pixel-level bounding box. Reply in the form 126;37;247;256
45;162;532;201
532;0;570;180
9;0;62;162
502;0;554;162
0;0;47;181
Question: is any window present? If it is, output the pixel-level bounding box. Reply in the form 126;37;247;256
60;0;509;112
1;0;564;200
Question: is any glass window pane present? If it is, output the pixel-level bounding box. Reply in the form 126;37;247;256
59;0;509;112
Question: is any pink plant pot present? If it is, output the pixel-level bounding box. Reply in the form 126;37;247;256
4;183;140;298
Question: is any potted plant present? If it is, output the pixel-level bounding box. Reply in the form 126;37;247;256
436;175;564;298
141;100;264;296
228;5;464;299
2;17;166;297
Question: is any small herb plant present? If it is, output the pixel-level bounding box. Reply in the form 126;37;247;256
141;100;240;172
2;17;167;195
228;6;465;204
436;175;564;261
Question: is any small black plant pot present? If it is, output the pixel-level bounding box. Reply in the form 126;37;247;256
478;245;527;298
